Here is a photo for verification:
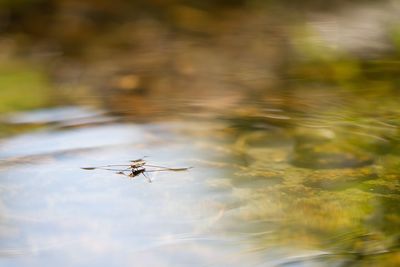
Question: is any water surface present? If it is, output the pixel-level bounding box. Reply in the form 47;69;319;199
1;1;400;266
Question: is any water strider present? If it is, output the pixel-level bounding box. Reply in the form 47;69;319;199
81;158;192;182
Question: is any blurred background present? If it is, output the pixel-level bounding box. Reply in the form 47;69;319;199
0;0;399;266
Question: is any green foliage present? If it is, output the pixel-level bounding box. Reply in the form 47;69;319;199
0;62;52;113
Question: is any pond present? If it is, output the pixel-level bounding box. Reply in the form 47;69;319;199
0;1;400;267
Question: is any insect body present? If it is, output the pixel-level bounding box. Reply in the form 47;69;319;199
129;158;146;169
81;158;191;183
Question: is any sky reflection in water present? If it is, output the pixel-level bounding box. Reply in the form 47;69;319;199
0;106;361;267
0;107;248;266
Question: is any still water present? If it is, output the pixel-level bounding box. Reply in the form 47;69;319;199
0;90;399;267
1;1;400;266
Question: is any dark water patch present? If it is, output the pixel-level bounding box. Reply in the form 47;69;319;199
291;151;374;169
360;183;400;195
231;175;283;189
303;167;378;190
291;137;375;169
366;196;400;235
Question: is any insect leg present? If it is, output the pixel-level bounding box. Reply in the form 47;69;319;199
142;172;152;183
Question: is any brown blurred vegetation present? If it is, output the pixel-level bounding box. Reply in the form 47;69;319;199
0;0;398;119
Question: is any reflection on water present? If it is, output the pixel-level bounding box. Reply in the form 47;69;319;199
1;1;400;266
0;99;399;266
